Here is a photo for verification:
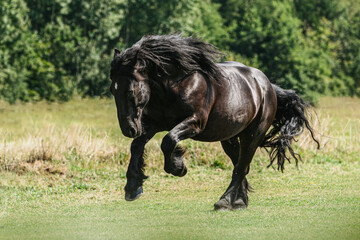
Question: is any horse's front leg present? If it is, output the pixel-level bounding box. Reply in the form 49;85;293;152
124;132;155;201
161;115;204;177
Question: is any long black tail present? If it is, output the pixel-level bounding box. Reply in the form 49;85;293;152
260;84;320;171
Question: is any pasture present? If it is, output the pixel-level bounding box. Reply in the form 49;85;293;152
0;97;359;239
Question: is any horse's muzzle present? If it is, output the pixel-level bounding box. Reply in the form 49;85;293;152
120;120;141;138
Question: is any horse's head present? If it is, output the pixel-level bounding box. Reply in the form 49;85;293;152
110;49;151;138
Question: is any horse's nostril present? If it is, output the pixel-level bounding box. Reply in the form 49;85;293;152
130;127;136;137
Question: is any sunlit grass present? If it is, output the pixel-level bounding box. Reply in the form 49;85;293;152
0;97;359;239
0;96;359;173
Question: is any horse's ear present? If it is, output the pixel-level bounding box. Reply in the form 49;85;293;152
114;48;121;58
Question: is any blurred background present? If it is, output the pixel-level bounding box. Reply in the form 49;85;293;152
1;0;359;104
1;2;360;237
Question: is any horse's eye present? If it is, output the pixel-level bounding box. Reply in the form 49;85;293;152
126;90;134;100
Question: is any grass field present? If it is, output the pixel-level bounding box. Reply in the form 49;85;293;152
0;97;359;239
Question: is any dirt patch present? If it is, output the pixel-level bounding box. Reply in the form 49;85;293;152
27;147;53;163
11;160;68;175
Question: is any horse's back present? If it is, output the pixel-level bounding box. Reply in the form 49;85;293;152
218;61;275;104
218;61;272;89
193;61;276;142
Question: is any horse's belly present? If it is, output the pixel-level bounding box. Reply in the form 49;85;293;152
192;110;254;142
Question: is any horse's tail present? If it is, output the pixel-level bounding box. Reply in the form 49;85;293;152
260;84;320;171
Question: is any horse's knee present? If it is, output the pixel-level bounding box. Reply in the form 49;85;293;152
160;134;177;156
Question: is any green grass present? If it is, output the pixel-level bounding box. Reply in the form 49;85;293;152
0;97;359;239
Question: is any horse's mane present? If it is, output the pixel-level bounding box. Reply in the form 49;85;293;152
113;34;225;82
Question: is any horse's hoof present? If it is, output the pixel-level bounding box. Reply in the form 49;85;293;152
214;198;232;211
125;186;143;201
232;198;247;210
165;164;187;177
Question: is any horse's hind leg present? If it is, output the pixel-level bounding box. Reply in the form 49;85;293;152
214;136;258;210
221;137;240;166
214;109;274;210
213;138;241;210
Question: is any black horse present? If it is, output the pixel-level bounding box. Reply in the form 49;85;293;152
110;35;319;210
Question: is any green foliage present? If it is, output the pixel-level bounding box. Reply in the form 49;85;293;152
294;0;342;33
0;0;32;103
215;0;360;101
333;6;360;96
220;0;302;80
120;0;227;46
0;0;359;103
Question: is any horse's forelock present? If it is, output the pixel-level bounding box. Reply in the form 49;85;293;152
111;47;140;76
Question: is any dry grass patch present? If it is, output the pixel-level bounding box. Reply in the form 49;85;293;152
0;97;359;178
0;124;128;175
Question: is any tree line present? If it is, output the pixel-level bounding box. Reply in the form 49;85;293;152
1;0;359;103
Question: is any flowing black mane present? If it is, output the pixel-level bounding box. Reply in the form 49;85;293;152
113;34;225;81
